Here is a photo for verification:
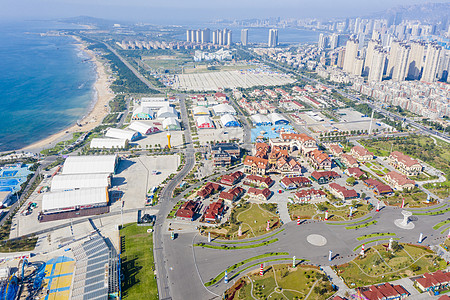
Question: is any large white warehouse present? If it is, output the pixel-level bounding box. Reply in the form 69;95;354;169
268;113;289;125
251;114;272;126
162;117;181;131
220;114;240;127
42;187;109;214
51;173;111;191
128;122;160;135
157;106;178;119
213;103;236;116
196;116;215;129
105;128;141;141
132;106;154;120
62;155;118;175
90;138;128;149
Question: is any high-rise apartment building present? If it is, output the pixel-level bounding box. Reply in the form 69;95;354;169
241;29;248;46
391;43;410;81
343;38;359;73
422;43;442;82
364;39;381;76
407;41;426;80
318;33;328;50
268;29;278;47
368;47;386;82
329;33;340;49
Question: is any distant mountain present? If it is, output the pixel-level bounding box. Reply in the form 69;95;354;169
57;16;124;28
370;2;449;23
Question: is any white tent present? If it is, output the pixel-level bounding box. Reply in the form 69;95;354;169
268;113;289;125
212;103;236;116
251;114;272;125
128;122;160;135
220;114;240;127
105;128;141;141
51;173;110;191
162;117;181;131
157;106;178;119
90;138;127;149
62;155;118;175
196;116;215;128
42;187;109;214
193;106;210;116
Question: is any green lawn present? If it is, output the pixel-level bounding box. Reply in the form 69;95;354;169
360;135;450;176
229;264;334;300
334;243;447;287
316;203;372;221
288;203;318;220
204;203;280;240
382;190;430;208
424;181;450;199
120;223;157;300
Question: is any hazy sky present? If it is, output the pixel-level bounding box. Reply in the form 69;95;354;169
2;0;449;23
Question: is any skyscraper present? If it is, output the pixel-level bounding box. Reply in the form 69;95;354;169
387;40;401;78
407;41;426;80
318;33;328;50
268;29;278;47
343;38;359;73
364;39;381;76
201;28;210;44
422;43;442;82
391;43;410;82
241;29;248;46
368;47;386;82
329;33;340;49
227;30;232;46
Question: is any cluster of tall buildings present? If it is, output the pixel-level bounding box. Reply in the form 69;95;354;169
268;29;278;48
340;37;447;83
318;33;344;50
186;28;232;46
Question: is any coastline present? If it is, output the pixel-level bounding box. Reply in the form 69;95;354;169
21;36;114;153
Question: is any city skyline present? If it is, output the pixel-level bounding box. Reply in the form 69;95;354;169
2;0;449;22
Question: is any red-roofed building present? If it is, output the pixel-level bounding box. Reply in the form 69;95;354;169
309;149;332;170
360;283;409;300
243;156;269;175
346;167;365;179
294;189;327;203
197;182;222;199
364;179;393;195
176;200;197;221
340;153;359;168
328;183;358;201
329;144;343;157
244;175;274;188
385;171;415;191
389;151;423;176
220;171;244;186
219;186;245;204
247;187;272;201
280;176;311;190
215;92;227;102
204;199;225;222
311;171;340;184
414;270;450;293
351;146;374;161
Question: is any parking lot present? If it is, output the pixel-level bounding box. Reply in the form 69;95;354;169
196;126;244;144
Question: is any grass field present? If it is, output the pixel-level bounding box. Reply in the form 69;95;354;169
228;264;334;300
204;203;281;240
424;181;450;199
334;243;447;287
120;223;157;300
382;190;430;208
360;135;450;176
288;202;372;221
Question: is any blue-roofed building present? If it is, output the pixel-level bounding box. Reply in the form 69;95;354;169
221;114;240;127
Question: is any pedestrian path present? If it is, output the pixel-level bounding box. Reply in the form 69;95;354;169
276;201;292;224
322;266;354;297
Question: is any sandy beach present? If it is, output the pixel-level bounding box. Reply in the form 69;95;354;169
21;36;114;153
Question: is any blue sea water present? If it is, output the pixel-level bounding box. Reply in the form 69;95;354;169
0;21;96;151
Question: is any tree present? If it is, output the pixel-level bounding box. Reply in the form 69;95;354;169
346;177;356;186
361;193;366;200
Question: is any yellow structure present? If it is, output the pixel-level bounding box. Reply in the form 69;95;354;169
167;132;172;149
